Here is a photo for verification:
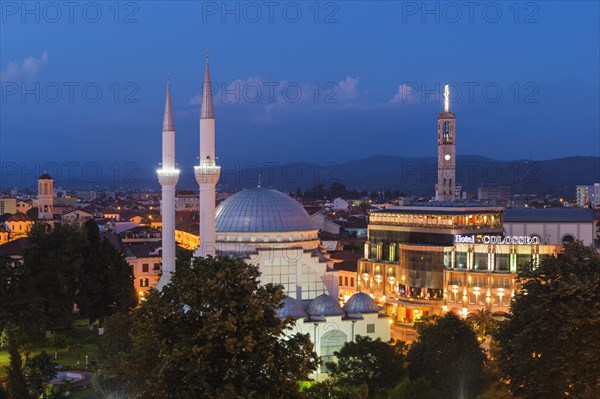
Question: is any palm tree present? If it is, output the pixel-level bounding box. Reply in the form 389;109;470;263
470;309;497;340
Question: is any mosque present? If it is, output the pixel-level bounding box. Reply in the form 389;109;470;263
155;55;390;371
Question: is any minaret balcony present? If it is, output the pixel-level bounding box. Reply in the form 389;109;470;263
194;163;221;185
157;169;180;186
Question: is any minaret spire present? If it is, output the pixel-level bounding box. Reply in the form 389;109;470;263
163;79;175;132
157;79;180;290
200;51;215;119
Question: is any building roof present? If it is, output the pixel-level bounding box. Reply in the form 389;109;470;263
342;292;380;314
215;188;316;233
38;173;53;180
0;237;28;256
306;294;344;317
504;208;596;223
6;213;33;222
276;297;308;319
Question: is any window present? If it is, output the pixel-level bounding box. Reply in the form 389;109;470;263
367;324;375;334
344;276;348;286
339;276;343;286
469;294;476;305
153;263;161;271
142;264;149;273
350;277;354;287
140;278;149;287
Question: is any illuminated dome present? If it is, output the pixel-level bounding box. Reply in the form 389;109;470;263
306;294;344;317
216;188;316;233
277;297;308;319
342;292;380;314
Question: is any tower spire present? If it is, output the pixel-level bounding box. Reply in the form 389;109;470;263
200;51;215;119
444;84;450;113
163;79;175;132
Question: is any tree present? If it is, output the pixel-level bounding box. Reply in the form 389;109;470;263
301;381;368;399
5;328;30;399
391;377;441;399
24;222;87;335
326;336;406;396
494;242;600;398
77;220;136;332
469;309;497;341
407;312;486;399
24;351;57;395
100;256;319;398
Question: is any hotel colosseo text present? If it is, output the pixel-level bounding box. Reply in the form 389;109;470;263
358;86;597;322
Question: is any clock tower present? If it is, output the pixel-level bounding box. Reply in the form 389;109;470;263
435;85;460;201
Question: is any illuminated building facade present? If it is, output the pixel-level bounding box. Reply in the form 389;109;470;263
359;205;561;321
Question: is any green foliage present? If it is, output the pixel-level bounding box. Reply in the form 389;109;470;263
469;310;497;341
24;351;56;394
300;381;368;399
390;377;441;399
494;242;600;398
99;256;319;399
24;222;87;333
325;336;406;396
0;330;6;349
5;328;30;399
407;312;486;399
77;220;137;328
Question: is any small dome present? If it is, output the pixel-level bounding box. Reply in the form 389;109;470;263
306;294;343;317
38;173;53;180
216;188;316;234
342;292;380;314
277;297;307;319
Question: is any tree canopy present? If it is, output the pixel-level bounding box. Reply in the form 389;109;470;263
494;242;600;398
407;312;486;399
325;336;406;396
99;255;319;399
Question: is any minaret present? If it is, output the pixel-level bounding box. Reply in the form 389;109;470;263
156;80;180;290
435;84;459;201
194;53;220;257
37;173;54;220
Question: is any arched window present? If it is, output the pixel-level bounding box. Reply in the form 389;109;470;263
443;121;452;142
320;329;347;372
561;234;575;244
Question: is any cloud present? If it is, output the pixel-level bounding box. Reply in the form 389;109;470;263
0;51;49;82
390;83;421;104
337;76;363;103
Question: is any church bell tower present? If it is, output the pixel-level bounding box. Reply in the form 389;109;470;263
435;85;460;201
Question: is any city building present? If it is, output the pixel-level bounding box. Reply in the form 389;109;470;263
175;190;199;212
0;198;17;215
504;208;597;246
478;186;511;203
576;183;600;208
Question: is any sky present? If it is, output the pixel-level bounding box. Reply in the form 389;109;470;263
1;1;599;183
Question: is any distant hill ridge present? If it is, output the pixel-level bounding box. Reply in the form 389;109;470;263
2;156;598;198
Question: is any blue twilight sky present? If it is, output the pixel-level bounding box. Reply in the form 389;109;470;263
1;1;599;177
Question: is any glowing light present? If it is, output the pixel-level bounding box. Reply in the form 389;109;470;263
444;84;450;112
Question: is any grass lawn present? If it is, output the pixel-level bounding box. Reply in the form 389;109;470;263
0;319;102;378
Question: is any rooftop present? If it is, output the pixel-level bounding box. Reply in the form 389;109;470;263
504;208;596;223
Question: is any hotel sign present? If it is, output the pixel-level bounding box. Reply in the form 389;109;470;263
454;235;540;245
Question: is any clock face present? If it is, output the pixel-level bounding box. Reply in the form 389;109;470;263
444;154;451;161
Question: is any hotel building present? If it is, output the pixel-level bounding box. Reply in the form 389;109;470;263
357;85;583;322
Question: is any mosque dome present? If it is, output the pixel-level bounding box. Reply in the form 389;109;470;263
306;294;344;317
215;188;316;233
277;297;308;319
342;292;380;314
